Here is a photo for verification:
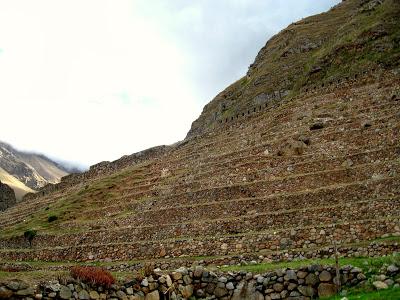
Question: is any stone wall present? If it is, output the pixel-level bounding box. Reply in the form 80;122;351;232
0;181;16;211
1;234;398;267
2;263;395;299
23;145;170;202
215;69;380;127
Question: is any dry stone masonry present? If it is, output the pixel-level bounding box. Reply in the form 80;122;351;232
0;0;399;295
2;263;399;299
0;70;399;266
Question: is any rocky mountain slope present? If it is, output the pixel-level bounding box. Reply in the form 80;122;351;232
0;0;399;288
0;181;16;211
0;168;34;202
0;141;69;200
187;0;400;138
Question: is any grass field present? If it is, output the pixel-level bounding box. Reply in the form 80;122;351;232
324;287;400;300
220;254;400;275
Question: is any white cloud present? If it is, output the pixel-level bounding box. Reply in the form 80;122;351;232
0;0;339;168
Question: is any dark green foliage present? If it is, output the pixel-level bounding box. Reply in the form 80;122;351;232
23;229;37;247
47;215;58;223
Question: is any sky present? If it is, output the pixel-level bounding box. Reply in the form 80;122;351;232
0;0;340;169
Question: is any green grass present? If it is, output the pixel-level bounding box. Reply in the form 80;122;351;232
220;254;400;274
0;270;69;284
324;287;400;300
0;160;154;239
1;254;399;288
293;0;400;93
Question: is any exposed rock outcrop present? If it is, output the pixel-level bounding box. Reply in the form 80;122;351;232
0;180;16;211
0;141;70;199
186;0;400;138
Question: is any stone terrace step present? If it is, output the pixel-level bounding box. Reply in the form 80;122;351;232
0;99;396;226
1;217;398;262
167;101;399;167
113;119;399;204
143;160;400;211
58;175;399;232
1;238;399;273
157;111;399;180
0;75;398;265
169;81;398;160
170;146;399;188
2;196;397;249
71;145;399;216
5;173;396;248
175;76;396;147
0;166;159;228
0;119;397;231
156;145;399;193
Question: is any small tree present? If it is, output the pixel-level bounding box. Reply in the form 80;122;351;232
47;215;58;222
23;229;37;248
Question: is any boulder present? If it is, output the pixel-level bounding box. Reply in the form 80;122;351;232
6;282;18;291
78;290;90;300
298;285;315;297
214;286;228;297
305;273;319;286
273;283;284;292
318;283;337;297
116;290;127;299
179;285;193;298
373;281;388;290
319;270;332;282
193;266;204;278
297;271;308;279
141;279;149;287
59;286;72;299
0;287;13;299
387;265;399;273
195;289;205;298
226;282;235;290
165;275;173;287
171;272;182;281
270;293;281;300
145;291;159;300
284;269;297;281
15;288;35;296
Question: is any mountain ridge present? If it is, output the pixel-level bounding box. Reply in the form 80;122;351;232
186;0;400;138
0;141;70;200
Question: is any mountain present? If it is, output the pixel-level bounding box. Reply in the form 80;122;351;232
0;0;399;285
187;0;400;138
0;141;70;200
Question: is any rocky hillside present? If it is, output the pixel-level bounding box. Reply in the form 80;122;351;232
0;141;69;199
0;181;16;211
0;0;399;292
187;0;400;138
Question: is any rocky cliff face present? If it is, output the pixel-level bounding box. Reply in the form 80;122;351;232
0;141;70;199
186;0;400;138
0;181;16;211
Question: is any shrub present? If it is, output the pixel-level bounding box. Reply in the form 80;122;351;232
47;215;58;222
23;229;37;247
70;266;115;287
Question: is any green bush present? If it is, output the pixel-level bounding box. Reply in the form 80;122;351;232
23;229;37;247
47;215;58;222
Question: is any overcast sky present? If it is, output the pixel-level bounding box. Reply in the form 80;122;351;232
0;0;339;169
